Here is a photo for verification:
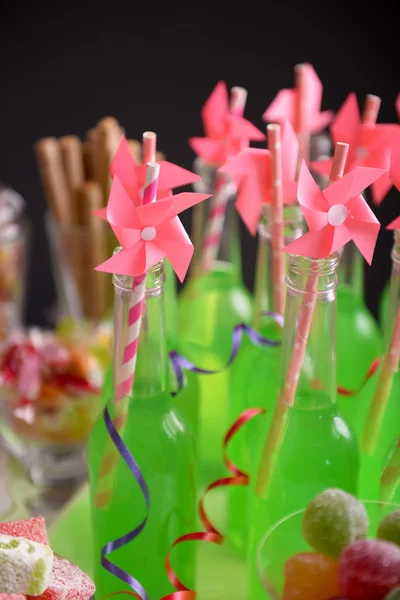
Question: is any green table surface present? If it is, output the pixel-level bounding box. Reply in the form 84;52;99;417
48;485;248;600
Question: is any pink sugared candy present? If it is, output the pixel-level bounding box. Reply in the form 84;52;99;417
0;596;26;600
338;539;400;600
27;556;95;600
0;517;49;545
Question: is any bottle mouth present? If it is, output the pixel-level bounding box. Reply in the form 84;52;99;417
112;248;165;294
287;252;340;277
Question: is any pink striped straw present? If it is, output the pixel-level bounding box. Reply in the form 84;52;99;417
255;142;349;497
142;131;157;164
362;94;381;126
201;86;247;272
268;123;286;316
95;161;159;509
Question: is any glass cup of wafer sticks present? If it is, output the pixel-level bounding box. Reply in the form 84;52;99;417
0;183;30;342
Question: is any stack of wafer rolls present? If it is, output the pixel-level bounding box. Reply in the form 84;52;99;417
34;117;166;322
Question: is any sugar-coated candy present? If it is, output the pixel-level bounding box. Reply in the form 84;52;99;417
0;534;53;595
338;539;400;600
27;556;95;600
0;517;49;545
384;587;400;599
0;595;26;600
378;510;400;547
283;552;340;600
302;488;368;558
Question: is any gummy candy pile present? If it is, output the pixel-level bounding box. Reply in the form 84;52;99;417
283;488;400;600
0;328;103;446
0;516;95;600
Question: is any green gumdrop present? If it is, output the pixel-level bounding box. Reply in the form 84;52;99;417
384;587;400;599
378;510;400;547
302;488;369;558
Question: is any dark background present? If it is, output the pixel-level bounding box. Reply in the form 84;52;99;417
0;1;398;325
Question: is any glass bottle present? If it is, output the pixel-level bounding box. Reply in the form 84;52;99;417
247;253;359;599
88;260;196;600
353;230;400;500
227;203;304;554
178;176;253;484
336;241;382;400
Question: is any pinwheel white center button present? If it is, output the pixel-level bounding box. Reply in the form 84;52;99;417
141;227;156;241
328;204;348;227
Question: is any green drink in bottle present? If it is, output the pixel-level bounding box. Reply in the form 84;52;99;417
336;241;382;410
178;184;252;484
88;262;196;599
247;252;359;599
227;204;304;554
354;229;400;500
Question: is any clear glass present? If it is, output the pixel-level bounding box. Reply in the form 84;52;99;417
88;261;197;599
353;231;400;500
257;501;400;599
45;212;114;324
0;328;103;487
247;254;359;599
227;204;304;554
0;184;30;342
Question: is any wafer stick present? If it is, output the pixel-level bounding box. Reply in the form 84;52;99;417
97;117;123;202
127;139;142;163
77;181;107;320
60;135;85;223
34;138;71;224
84;129;103;184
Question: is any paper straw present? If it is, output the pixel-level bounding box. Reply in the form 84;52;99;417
253;206;270;330
255;142;349;497
380;436;400;503
362;301;400;455
201;86;247;272
95;162;159;509
362;94;381;126
268;124;286;316
142;131;157;165
295;63;311;172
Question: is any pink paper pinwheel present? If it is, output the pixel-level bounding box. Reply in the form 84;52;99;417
262;63;333;134
97;135;201;220
311;93;400;205
220;119;299;235
284;162;385;264
189;81;265;166
95;175;210;281
387;138;400;230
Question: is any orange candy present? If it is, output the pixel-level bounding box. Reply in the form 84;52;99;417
283;552;340;600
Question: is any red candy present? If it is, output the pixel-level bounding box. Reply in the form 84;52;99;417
338;539;400;600
27;556;95;600
0;516;49;545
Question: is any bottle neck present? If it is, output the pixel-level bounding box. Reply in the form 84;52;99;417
338;242;364;298
279;254;339;409
384;231;400;351
112;261;169;398
253;204;304;327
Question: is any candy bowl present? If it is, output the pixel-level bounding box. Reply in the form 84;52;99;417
257;490;400;600
0;328;104;487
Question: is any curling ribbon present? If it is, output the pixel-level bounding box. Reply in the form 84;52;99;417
337;357;381;396
160;408;266;600
101;406;151;600
170;312;284;396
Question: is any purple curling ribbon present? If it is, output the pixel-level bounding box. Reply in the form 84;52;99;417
102;406;150;600
169;312;284;396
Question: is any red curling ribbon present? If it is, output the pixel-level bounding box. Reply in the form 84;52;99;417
337;357;380;396
161;407;266;600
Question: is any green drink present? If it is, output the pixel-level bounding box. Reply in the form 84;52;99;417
178;189;252;484
379;279;390;331
352;231;400;501
227;205;304;554
336;243;382;406
88;262;196;599
247;253;359;599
